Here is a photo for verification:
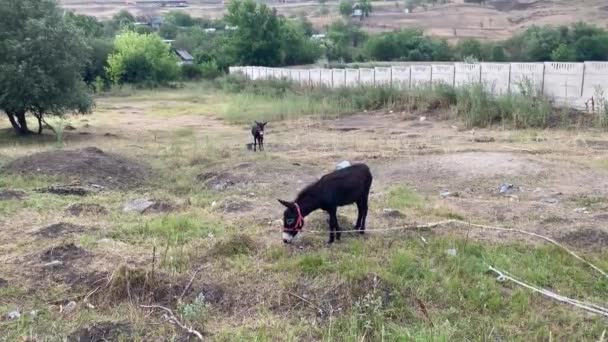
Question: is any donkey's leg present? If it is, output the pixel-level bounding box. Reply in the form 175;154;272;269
253;137;257;152
328;208;339;244
357;199;368;235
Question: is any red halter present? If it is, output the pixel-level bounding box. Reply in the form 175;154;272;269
285;202;304;232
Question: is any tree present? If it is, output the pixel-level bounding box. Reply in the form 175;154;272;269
107;31;179;85
159;23;179;39
65;11;104;38
165;11;196;27
225;0;283;66
279;18;322;65
339;0;353;17
574;35;608;61
455;38;483;60
551;43;576;61
359;0;372;17
0;0;93;135
83;39;114;85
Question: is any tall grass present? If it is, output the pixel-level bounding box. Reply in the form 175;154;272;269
218;75;558;129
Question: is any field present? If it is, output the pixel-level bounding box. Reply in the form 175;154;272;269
1;82;607;340
59;0;608;41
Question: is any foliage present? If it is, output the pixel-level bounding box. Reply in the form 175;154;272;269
65;11;104;38
82;38;114;86
455;38;483;60
550;44;576;62
0;0;93;135
200;60;222;79
279;18;323;65
339;0;353;17
325;21;368;62
225;0;283;66
364;28;450;61
107;31;179;86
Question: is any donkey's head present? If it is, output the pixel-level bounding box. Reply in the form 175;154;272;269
254;121;267;136
278;199;304;244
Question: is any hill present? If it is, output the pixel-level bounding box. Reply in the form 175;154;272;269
60;0;608;41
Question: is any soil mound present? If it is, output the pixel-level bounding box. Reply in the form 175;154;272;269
3;147;151;189
560;229;608;250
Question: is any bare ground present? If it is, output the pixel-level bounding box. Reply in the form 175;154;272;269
1;89;607;339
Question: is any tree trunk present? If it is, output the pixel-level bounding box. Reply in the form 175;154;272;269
35;113;43;134
5;110;31;135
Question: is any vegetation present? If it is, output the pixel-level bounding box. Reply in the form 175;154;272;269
0;0;93;135
107;31;180;86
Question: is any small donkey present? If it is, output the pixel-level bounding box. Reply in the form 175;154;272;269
279;163;373;244
251;121;267;152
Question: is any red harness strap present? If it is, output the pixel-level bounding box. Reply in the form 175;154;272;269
285;203;305;232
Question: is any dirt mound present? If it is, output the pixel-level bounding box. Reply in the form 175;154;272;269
66;321;132;342
66;203;108;216
197;171;244;191
210;234;257;257
560;229;608;250
40;243;89;262
34;223;89;238
3;147;151;189
0;189;25;200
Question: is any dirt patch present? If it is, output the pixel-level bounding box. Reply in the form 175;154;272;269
40;243;89;262
559;229;608;250
578;140;608;151
66;321;133;342
4;147;151;189
217;197;254;213
36;185;95;196
66;203;108;216
34;223;89;238
0;189;25;200
197;171;244;191
146;200;176;213
0;278;7;288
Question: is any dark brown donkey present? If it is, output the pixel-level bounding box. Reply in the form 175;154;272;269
251;121;267;152
278;163;373;244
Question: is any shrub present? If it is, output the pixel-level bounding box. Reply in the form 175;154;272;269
181;63;203;80
200;60;222;79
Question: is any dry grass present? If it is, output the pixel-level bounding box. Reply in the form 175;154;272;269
1;82;608;340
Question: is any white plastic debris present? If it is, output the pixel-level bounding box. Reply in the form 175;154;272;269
446;248;457;257
336;160;351;170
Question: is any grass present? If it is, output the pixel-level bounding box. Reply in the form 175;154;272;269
1;81;608;341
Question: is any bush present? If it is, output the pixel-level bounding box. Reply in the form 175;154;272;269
200;60;222;79
181;64;203;80
107;31;180;86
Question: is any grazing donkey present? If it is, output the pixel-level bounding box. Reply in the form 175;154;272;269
279;163;373;244
251;121;267;152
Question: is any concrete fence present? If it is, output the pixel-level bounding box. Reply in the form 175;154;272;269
229;62;608;109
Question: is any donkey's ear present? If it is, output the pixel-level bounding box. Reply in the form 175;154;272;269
255;120;260;125
278;199;292;208
262;121;268;126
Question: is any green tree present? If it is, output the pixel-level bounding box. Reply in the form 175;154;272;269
65;11;104;38
225;0;282;66
359;0;372;17
107;31;179;85
574;35;608;61
339;0;353;17
159;23;179;39
279;18;322;65
551;43;576;61
83;38;114;85
456;38;483;60
0;0;93;135
165;11;196;27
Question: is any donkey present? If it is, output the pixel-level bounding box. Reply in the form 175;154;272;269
278;163;373;244
251;121;267;152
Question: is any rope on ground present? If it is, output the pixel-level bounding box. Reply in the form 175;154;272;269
489;266;608;318
306;219;608;279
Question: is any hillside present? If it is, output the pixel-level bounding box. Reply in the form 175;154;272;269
60;0;608;41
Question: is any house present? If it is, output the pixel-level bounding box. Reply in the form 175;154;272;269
174;49;194;65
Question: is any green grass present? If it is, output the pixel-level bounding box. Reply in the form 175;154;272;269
387;185;425;210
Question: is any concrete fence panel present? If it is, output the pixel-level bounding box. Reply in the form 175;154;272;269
281;68;291;80
431;64;455;86
332;69;346;88
391;66;411;89
481;63;510;94
411;65;431;87
510;63;544;93
320;69;333;87
289;69;300;83
298;69;310;86
360;68;375;85
309;69;322;86
345;68;360;87
455;63;481;86
375;67;391;86
582;62;608;100
543;62;584;101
